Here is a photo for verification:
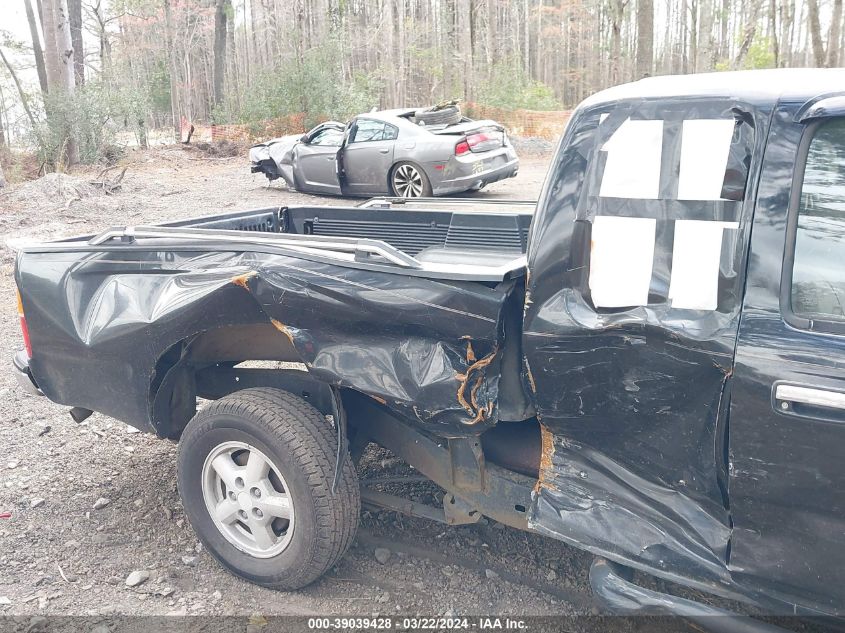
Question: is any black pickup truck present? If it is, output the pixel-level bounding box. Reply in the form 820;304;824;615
12;69;845;622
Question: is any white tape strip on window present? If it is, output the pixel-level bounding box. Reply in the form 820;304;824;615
677;119;736;200
599;119;664;200
669;220;740;311
589;216;656;308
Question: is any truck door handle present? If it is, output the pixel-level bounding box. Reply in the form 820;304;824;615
378;148;390;154
775;384;845;412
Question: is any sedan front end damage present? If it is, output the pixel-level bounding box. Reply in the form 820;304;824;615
249;134;302;187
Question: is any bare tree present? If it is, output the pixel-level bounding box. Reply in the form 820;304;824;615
735;0;763;68
697;0;714;70
0;84;5;148
54;0;80;164
636;0;654;77
41;0;60;90
806;0;825;66
828;0;843;67
609;0;628;84
456;0;473;100
213;0;228;106
24;0;49;96
0;47;37;128
68;0;83;85
84;0;112;71
164;0;180;138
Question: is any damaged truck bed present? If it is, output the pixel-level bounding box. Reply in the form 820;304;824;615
17;198;533;436
14;69;845;623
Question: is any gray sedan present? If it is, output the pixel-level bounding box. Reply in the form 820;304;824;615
249;109;519;197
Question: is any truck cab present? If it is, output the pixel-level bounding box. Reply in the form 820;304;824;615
522;69;845;615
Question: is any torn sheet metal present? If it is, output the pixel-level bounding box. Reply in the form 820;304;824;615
523;97;768;586
17;249;517;437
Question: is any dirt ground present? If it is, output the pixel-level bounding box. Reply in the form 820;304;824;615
0;147;608;618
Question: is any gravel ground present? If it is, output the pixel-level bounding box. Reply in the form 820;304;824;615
0;147;601;618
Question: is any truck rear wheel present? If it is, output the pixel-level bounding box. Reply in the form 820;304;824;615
177;387;359;590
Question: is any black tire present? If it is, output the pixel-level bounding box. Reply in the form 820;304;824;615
177;388;359;590
390;161;433;198
414;105;461;126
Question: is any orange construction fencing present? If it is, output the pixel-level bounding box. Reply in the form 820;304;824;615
180;105;571;145
463;103;572;140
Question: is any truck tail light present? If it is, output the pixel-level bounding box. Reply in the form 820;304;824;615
17;290;32;358
455;139;470;156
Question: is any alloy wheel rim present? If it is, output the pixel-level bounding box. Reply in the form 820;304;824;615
201;441;295;558
393;164;424;197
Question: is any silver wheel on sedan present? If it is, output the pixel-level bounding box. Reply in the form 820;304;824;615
392;163;425;197
201;440;294;558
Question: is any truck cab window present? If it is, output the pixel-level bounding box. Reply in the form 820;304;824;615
791;119;845;324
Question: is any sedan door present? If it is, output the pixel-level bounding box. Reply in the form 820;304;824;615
293;125;344;195
341;118;397;195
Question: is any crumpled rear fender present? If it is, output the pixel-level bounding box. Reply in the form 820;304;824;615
18;249;520;439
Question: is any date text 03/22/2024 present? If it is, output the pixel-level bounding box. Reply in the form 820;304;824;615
307;617;528;630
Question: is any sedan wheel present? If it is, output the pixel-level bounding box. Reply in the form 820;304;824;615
391;162;431;197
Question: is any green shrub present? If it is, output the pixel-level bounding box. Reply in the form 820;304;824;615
33;82;151;167
215;42;381;128
475;57;562;111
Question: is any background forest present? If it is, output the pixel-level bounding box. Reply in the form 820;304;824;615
0;0;844;175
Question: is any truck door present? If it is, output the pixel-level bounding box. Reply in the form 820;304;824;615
340;118;397;195
729;105;845;612
521;101;762;585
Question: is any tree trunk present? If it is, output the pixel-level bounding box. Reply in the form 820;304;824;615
213;0;228;107
24;0;49;96
719;0;730;61
226;0;238;111
697;0;713;70
636;0;653;77
442;0;453;99
485;0;496;79
383;0;396;107
0;82;6;148
523;0;529;76
457;0;472;100
806;0;825;66
54;0;79;165
735;0;763;68
779;0;796;67
609;0;625;84
68;0;83;85
828;0;843;67
41;0;60;91
164;0;180;139
0;47;37;128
